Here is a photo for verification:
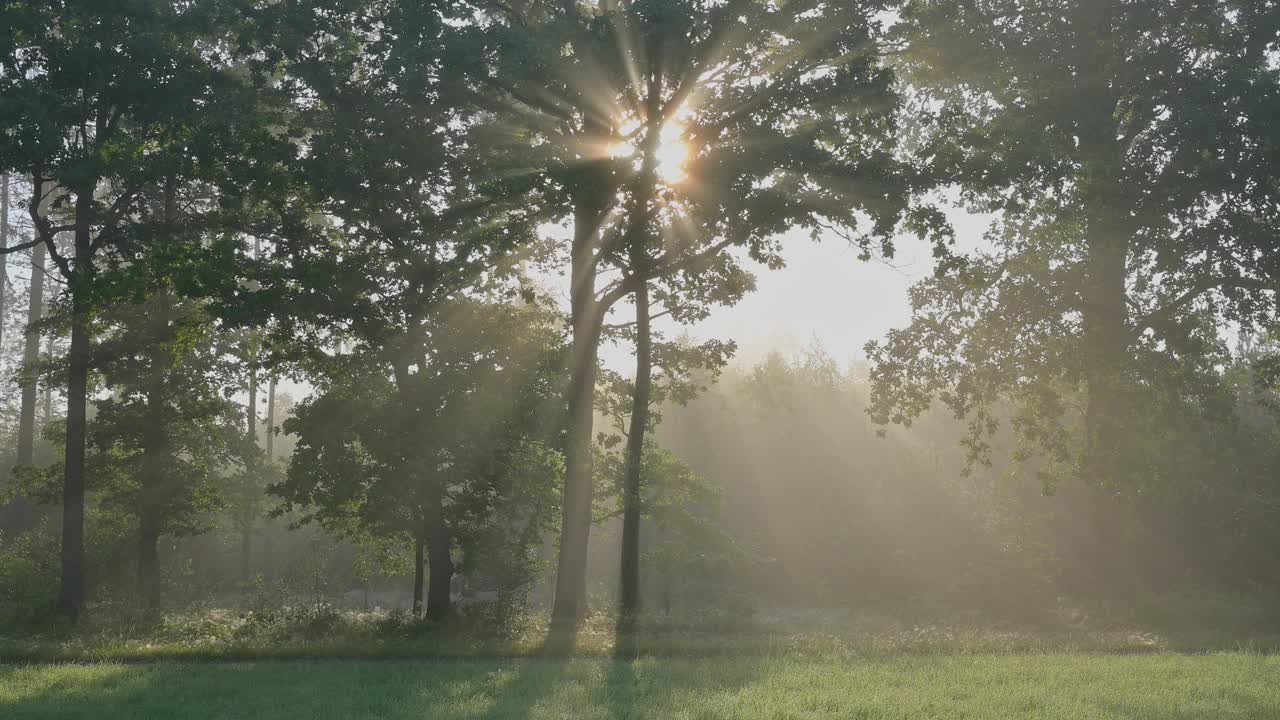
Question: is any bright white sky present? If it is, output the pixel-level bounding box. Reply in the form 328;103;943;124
582;206;994;374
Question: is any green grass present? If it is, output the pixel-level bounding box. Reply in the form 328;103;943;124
5;605;1279;663
3;654;1280;719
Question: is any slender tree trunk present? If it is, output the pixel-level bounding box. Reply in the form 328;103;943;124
138;186;176;610
56;187;94;621
42;331;53;423
260;371;276;582
247;362;258;441
412;529;425;615
424;489;453;621
620;281;651;620
551;201;609;623
16;242;45;466
241;239;260;582
265;372;277;462
138;287;171;610
616;75;664;623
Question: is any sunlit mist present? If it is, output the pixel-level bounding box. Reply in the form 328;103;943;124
610;115;692;185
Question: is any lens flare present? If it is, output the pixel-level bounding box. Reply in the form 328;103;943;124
609;117;691;185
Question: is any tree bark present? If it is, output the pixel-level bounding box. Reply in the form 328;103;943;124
137;509;162;609
550;199;609;623
412;529;425;615
16;242;45;466
424;490;453;621
56;186;94;621
619;281;651;620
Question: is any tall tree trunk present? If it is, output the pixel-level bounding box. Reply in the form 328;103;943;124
16;242;45;466
138;292;171;610
550;200;608;623
412;528;425;615
247;362;258;440
619;281;651;621
138;186;176;610
56;186;94;621
1074;0;1128;488
265;371;276;462
424;488;453;621
241;238;260;582
259;373;276;582
617;73;664;623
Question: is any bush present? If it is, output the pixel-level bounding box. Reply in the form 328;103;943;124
0;526;59;625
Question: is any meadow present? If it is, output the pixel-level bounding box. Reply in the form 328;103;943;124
5;654;1280;719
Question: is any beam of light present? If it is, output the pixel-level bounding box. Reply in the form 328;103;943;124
609;113;692;186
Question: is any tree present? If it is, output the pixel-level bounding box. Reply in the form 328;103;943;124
465;0;926;622
91;290;246;609
869;1;1280;493
0;0;277;618
276;299;565;620
601;325;735;623
249;0;562;617
16;236;46;467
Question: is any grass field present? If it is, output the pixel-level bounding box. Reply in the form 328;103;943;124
3;654;1280;719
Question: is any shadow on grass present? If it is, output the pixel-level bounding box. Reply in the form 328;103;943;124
6;655;1280;719
0;620;767;720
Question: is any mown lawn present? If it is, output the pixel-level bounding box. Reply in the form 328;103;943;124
3;654;1279;719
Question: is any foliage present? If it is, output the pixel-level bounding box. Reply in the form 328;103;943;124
274;299;566;597
90;295;247;542
867;0;1280;492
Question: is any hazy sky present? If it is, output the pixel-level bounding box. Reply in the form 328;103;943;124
590;205;993;373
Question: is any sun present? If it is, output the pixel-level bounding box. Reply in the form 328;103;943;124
610;116;692;185
653;122;691;184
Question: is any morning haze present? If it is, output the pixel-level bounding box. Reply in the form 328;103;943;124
1;1;1278;718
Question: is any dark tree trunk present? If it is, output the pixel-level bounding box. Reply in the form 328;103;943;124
412;530;425;615
619;281;651;620
551;199;609;623
424;496;453;621
1073;0;1128;488
56;187;94;621
16;242;45;466
137;510;161;610
265;372;277;462
247;366;258;440
243;240;259;581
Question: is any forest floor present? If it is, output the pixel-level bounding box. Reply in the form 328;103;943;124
4;654;1280;718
